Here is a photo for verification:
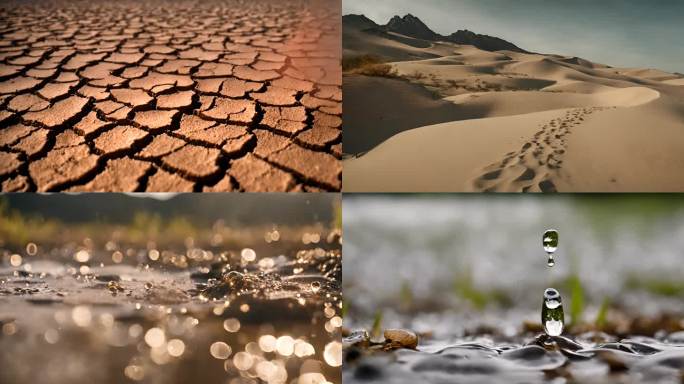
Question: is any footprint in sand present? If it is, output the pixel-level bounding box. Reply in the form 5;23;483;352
470;107;603;192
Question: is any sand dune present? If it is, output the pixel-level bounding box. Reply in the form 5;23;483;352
343;25;684;192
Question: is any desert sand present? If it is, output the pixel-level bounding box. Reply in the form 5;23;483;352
343;20;684;192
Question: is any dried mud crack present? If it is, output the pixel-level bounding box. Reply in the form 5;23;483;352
0;0;342;192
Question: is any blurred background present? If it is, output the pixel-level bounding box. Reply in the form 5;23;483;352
0;193;339;254
343;194;684;338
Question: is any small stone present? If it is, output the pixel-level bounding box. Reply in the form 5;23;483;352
383;329;418;349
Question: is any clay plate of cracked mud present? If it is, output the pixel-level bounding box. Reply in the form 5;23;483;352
0;193;342;383
343;195;684;384
0;0;341;192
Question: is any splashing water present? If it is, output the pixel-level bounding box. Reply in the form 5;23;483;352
543;229;558;267
542;288;564;336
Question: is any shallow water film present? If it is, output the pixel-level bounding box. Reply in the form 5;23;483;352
0;193;342;384
343;195;684;384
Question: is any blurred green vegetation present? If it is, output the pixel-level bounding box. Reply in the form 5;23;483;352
371;310;383;340
567;273;585;326
400;281;414;310
625;275;684;297
333;199;342;230
574;195;684;236
0;198;59;246
341;300;349;318
595;297;610;328
0;199;200;248
454;268;512;310
0;197;327;251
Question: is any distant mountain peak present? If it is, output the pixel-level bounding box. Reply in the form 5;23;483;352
385;13;439;41
447;29;526;53
342;14;380;30
343;13;527;53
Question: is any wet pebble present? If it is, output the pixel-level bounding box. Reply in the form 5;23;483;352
384;329;418;349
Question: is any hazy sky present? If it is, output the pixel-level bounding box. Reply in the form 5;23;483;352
343;0;684;73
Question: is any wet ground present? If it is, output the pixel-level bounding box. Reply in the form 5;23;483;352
0;0;341;192
343;195;684;383
344;333;684;384
0;220;342;383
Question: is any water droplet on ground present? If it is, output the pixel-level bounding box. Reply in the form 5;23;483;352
542;288;564;336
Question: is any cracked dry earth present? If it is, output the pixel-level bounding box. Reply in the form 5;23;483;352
0;0;342;192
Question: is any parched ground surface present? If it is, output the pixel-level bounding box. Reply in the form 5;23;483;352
0;0;341;192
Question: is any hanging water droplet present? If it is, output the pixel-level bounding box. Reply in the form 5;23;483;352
543;229;558;254
311;281;321;293
542;288;564;336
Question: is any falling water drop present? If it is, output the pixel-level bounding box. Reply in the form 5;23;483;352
311;281;321;293
543;229;558;267
542;288;564;336
542;229;558;253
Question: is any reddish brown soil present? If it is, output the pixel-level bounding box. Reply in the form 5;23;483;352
0;0;341;191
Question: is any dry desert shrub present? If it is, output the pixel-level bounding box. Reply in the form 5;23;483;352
355;63;398;77
343;54;398;78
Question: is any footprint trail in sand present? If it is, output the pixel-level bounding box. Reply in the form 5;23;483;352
471;107;613;192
